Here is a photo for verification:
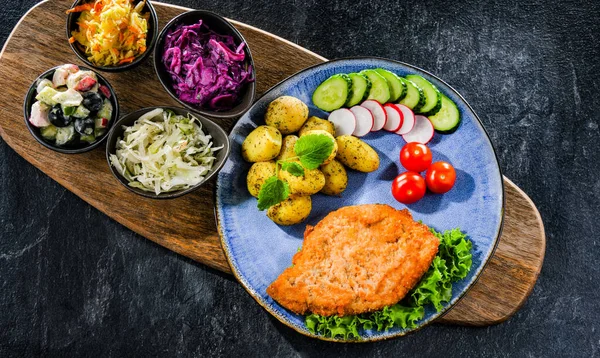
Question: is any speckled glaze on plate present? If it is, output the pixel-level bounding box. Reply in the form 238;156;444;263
215;57;504;342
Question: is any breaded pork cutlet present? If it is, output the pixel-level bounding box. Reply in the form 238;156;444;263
266;204;439;317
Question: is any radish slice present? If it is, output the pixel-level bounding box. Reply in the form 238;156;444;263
402;115;434;144
383;104;403;132
394;104;416;135
328;108;356;136
360;100;387;131
349;106;373;137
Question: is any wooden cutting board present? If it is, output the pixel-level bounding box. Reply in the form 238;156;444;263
0;0;545;326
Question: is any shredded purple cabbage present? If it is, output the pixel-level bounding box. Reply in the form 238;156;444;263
162;20;254;111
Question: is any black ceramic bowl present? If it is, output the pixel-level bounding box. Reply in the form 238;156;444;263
23;65;119;154
105;106;231;199
153;10;256;120
66;0;158;72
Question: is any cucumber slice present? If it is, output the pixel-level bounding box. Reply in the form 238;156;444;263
345;73;371;107
360;70;390;104
312;74;352;112
40;125;58;140
374;68;406;102
55;125;75;146
424;97;443;116
80;134;96;143
396;77;409;101
95;128;107;138
405;74;441;115
398;79;425;110
72;105;91;119
97;99;113;120
35;86;59;106
52;88;83;107
428;95;461;133
62;105;76;117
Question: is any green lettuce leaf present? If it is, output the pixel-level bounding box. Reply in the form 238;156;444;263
304;227;473;339
434;228;473;281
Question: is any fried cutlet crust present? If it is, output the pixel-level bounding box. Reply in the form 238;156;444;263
266;204;439;317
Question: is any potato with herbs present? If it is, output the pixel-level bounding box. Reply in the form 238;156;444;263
298;116;335;136
300;129;337;164
335;135;379;172
279;159;325;195
320;159;348;196
265;96;309;134
276;135;298;161
242;125;282;162
267;195;312;225
246;161;277;197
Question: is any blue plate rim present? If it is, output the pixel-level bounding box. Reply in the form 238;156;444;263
214;56;505;342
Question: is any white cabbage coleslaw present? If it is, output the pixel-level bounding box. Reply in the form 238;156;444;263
109;108;222;194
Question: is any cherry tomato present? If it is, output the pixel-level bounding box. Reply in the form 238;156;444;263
391;172;427;204
400;142;432;172
425;161;456;193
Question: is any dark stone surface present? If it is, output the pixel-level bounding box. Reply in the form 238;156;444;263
1;0;599;356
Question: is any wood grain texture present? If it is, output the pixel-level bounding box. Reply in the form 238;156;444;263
0;0;545;326
439;178;545;325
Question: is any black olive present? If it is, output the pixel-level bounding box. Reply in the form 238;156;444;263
74;117;95;136
82;92;103;112
48;104;72;127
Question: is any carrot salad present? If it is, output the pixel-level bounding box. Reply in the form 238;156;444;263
67;0;149;66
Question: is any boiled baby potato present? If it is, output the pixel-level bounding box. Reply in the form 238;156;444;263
267;195;312;226
279;159;325;195
320;159;348;196
276;135;298;161
246;161;277;197
265;96;309;134
299;129;337;164
335;135;380;172
242;125;282;162
298;116;335;137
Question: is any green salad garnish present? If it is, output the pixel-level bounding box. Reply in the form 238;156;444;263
305;227;473;340
257;133;334;210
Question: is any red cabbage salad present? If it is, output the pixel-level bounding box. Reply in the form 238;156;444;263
162;20;254;111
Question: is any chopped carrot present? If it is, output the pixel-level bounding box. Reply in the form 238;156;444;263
66;3;93;14
70;0;149;66
93;1;104;13
118;57;135;64
128;25;140;35
69;36;76;44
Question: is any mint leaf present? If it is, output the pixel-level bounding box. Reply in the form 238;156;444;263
294;134;334;170
280;161;305;177
257;176;289;210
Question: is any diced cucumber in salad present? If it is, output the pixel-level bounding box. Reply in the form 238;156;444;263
28;64;113;147
312;69;460;133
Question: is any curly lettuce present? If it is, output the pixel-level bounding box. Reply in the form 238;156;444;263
305;227;473;339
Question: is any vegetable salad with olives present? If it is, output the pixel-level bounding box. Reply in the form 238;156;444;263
29;64;113;146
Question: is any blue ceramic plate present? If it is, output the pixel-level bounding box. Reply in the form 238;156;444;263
215;57;504;342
